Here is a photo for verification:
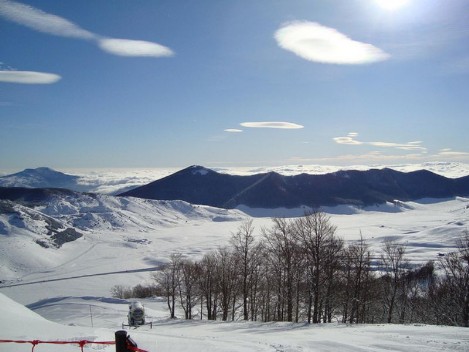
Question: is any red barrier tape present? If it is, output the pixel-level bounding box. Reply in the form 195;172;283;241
0;339;115;352
127;343;150;352
0;339;108;352
0;338;149;352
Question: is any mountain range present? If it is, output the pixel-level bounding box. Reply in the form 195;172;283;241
120;165;469;209
1;165;469;210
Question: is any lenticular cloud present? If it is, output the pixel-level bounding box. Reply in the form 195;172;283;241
98;38;174;58
0;0;174;59
275;21;390;65
241;122;304;129
0;70;61;84
0;0;94;39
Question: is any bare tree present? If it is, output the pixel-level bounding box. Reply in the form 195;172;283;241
342;236;373;324
110;285;132;299
198;252;219;320
380;239;407;323
178;259;199;319
438;231;469;327
216;246;238;321
293;211;338;324
322;235;344;322
262;218;301;322
153;253;182;319
230;219;258;321
399;261;435;324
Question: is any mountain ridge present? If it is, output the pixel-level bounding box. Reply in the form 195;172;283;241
119;165;469;209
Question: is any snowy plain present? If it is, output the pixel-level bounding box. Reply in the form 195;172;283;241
1;162;469;352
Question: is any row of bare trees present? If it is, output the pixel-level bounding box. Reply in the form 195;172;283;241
150;212;469;326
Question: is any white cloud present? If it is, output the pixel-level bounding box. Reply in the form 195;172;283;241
292;151;431;166
333;136;363;145
98;38;174;58
0;0;95;39
304;140;469;165
437;148;469;157
274;21;390;65
0;70;61;84
368;140;425;151
241;122;304;129
334;132;427;152
0;0;174;58
224;129;243;133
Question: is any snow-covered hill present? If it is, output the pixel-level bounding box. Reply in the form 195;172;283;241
0;190;246;284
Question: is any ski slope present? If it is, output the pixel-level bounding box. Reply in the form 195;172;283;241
1;293;468;352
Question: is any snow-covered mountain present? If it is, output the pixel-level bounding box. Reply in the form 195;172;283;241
0;167;150;194
0;167;87;190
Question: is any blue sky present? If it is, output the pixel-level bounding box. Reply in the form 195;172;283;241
1;0;469;170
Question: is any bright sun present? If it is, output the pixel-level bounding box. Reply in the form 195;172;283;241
375;0;410;11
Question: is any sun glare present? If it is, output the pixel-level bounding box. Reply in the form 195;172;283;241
375;0;410;11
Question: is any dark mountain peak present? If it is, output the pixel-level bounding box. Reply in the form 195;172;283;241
187;165;217;176
265;170;282;176
170;165;218;178
407;168;446;178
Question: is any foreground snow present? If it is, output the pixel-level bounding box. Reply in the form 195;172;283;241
1;293;468;352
